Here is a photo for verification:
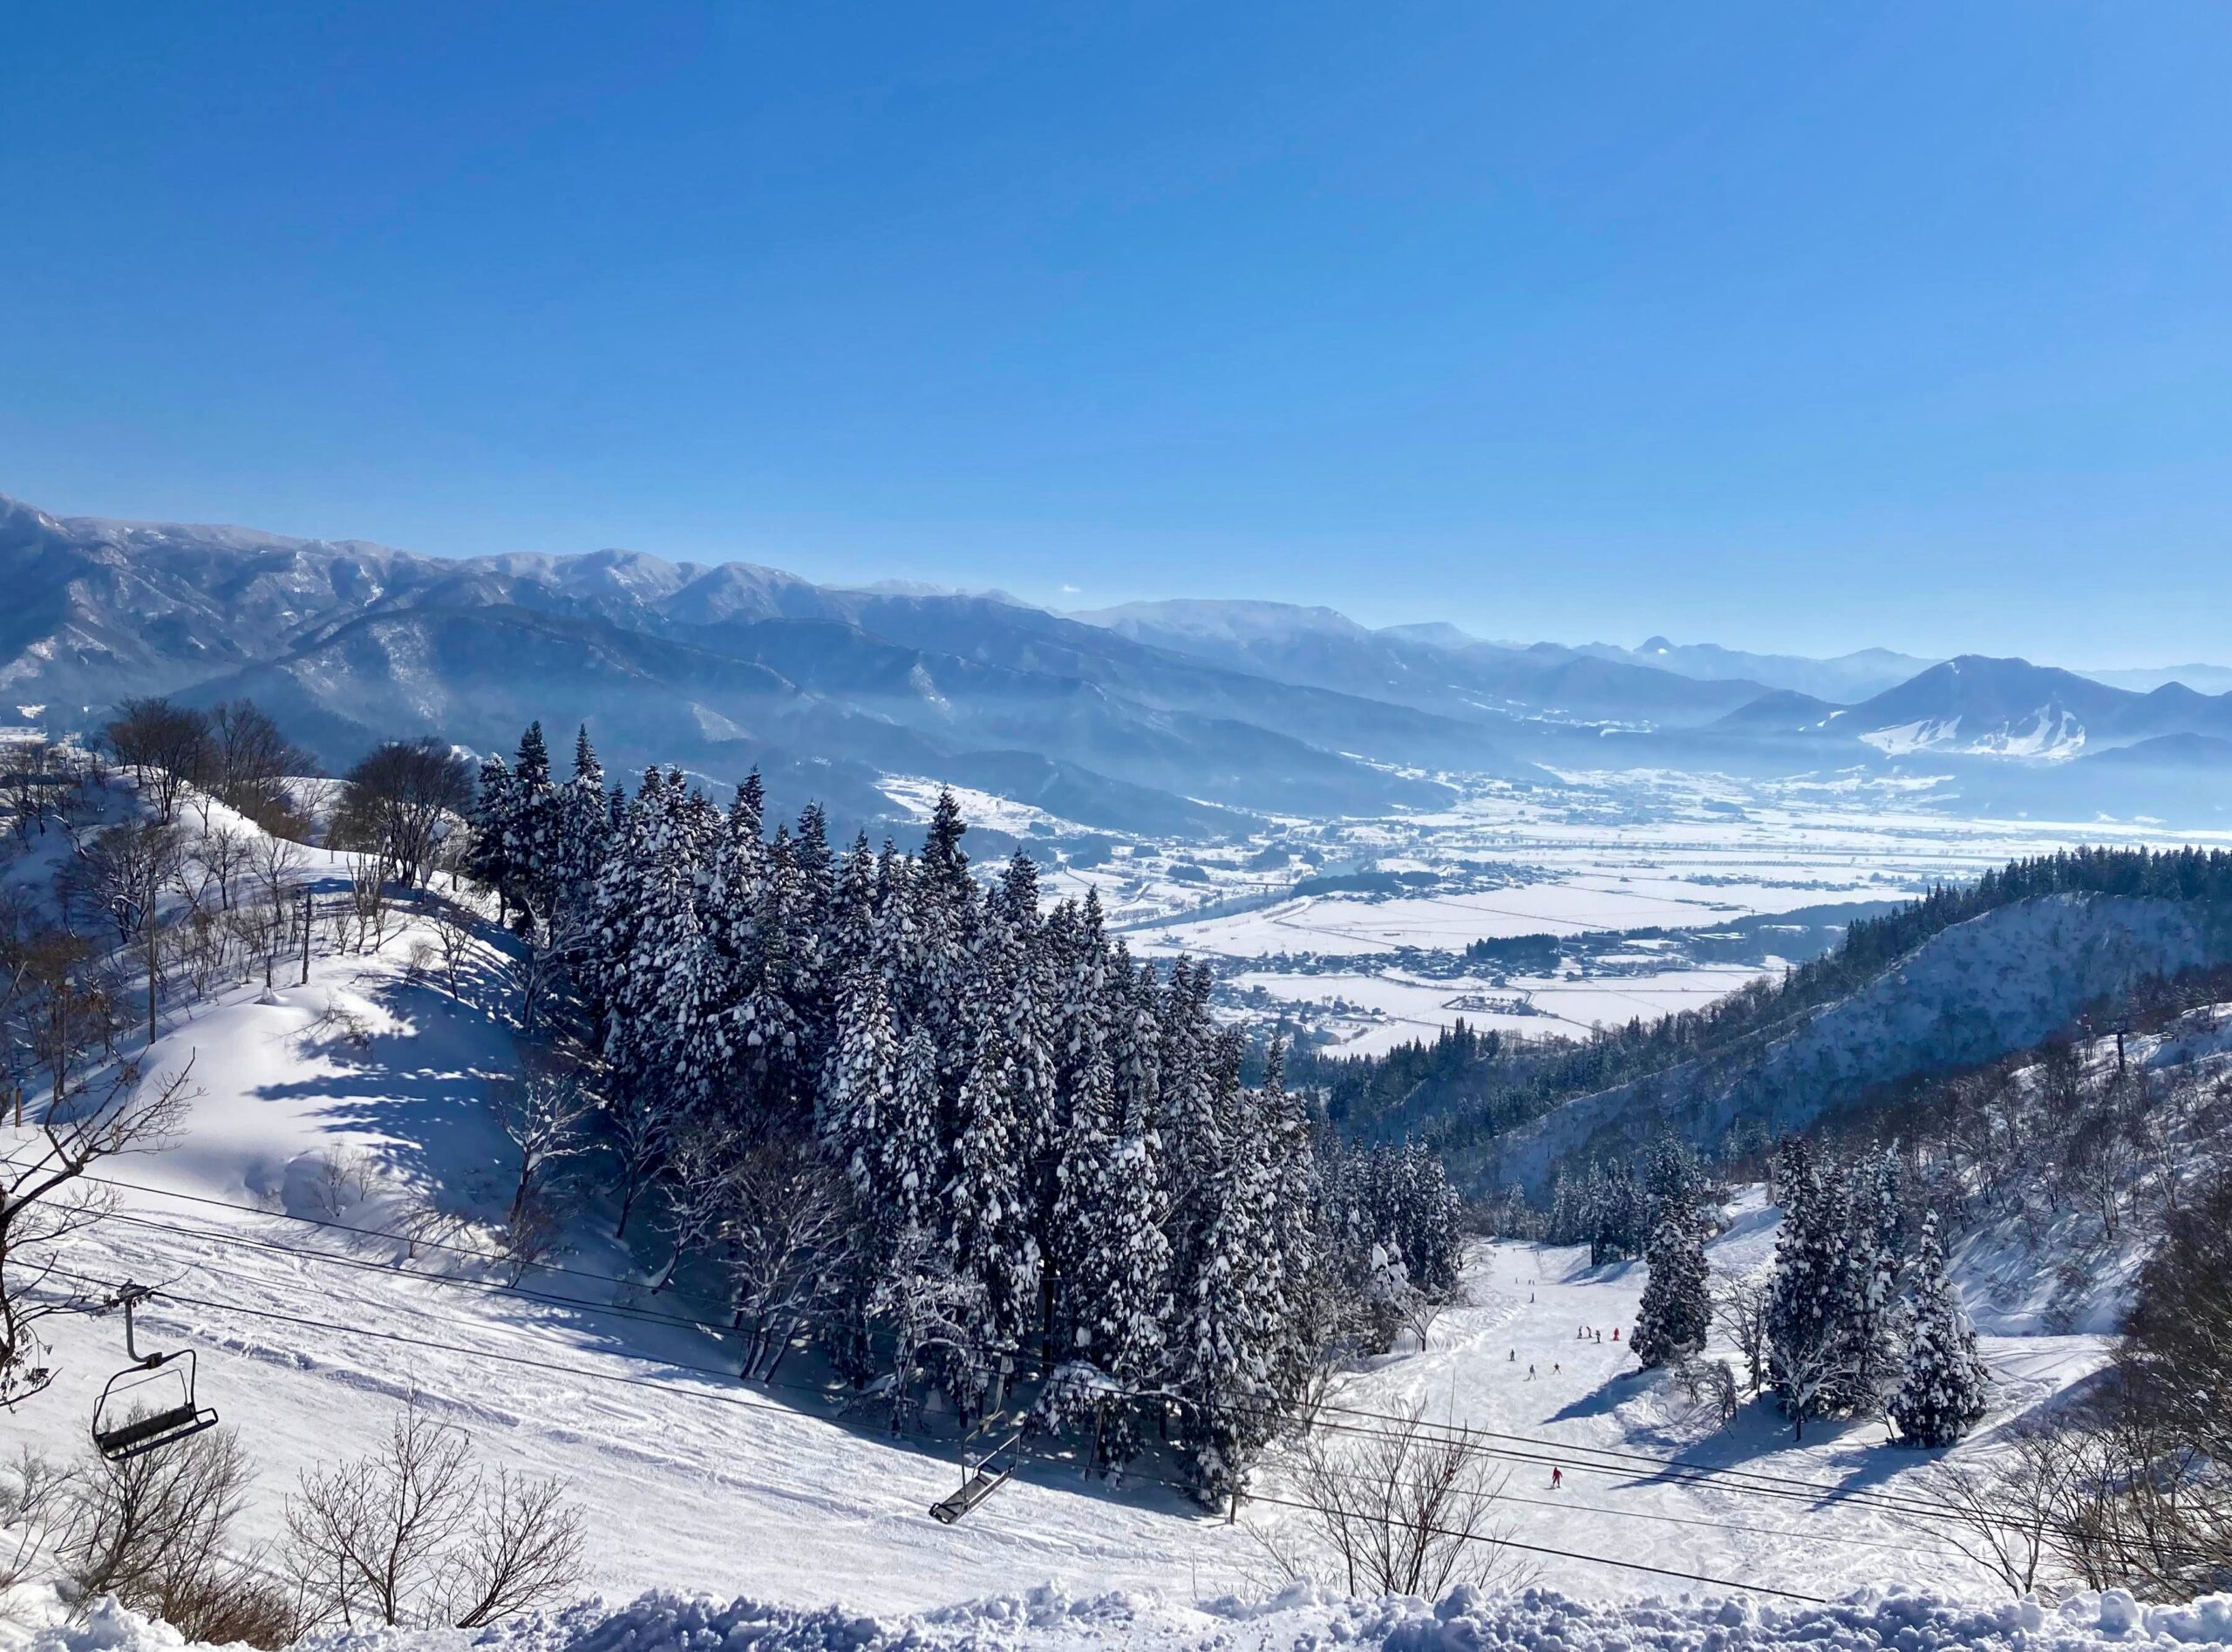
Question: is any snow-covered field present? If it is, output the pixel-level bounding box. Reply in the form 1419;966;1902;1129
1011;769;2232;1052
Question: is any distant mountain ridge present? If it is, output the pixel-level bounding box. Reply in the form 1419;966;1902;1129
11;492;2232;833
0;495;1533;836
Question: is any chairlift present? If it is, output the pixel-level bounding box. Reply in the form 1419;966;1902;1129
91;1285;217;1465
929;1431;1022;1525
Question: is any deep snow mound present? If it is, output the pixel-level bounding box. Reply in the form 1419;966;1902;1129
472;1582;2232;1651
44;1583;2230;1652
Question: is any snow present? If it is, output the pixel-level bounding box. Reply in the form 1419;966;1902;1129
30;1580;2232;1652
3;779;2220;1647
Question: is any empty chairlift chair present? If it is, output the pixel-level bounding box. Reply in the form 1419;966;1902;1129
929;1431;1022;1525
91;1286;218;1465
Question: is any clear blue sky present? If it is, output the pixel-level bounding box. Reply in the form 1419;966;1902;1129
4;3;2229;666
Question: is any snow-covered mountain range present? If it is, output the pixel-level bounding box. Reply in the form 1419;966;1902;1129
10;493;2232;832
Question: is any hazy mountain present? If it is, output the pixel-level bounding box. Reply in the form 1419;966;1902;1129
1834;655;2232;759
2081;663;2232;696
17;493;2232;835
1382;621;1935;702
0;495;1531;833
1584;636;1935;700
1073;599;1766;731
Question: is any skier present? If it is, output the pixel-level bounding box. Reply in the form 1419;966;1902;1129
1551;1466;1563;1491
1611;1327;1619;1342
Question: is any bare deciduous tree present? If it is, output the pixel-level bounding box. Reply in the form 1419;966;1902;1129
493;1057;592;1234
57;1426;296;1647
1;1057;199;1405
280;1408;584;1631
1256;1404;1532;1599
722;1128;851;1382
102;699;210;826
330;740;473;889
1710;1264;1773;1393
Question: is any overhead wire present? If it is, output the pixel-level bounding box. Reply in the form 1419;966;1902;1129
30;1162;1985;1531
44;1255;1848;1604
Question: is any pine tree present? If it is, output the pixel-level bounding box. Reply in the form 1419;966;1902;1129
1834;1147;1908;1414
1888;1213;1990;1447
1174;1043;1282;1507
1766;1139;1851;1435
465;752;517;921
591;770;707;1124
1632;1213;1711;1369
821;962;899;1214
946;1023;1039;1389
504;722;559;933
551;727;611;924
881;1025;943;1236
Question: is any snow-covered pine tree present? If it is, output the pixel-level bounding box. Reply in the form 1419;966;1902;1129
820;833;879;1015
465;751;517;923
1833;1146;1908;1414
945;1022;1039;1397
502;722;559;933
788;802;838;1084
1888;1212;1990;1446
684;785;766;1113
1392;1144;1465;1297
821;960;899;1214
551;726;611;924
907;789;976;1097
1157;958;1221;1210
1632;1211;1711;1369
1255;1037;1321;1401
881;1024;944;1237
730;824;806;1121
1766;1139;1852;1435
591;770;708;1125
1084;955;1174;1472
1173;1031;1283;1507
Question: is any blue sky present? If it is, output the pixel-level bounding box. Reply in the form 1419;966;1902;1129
3;3;2229;666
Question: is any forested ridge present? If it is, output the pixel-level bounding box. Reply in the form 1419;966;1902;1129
1303;846;2232;1157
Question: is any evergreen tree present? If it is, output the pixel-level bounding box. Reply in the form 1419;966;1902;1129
881;1025;944;1236
821;962;899;1213
552;727;611;922
1632;1213;1711;1369
1888;1213;1990;1447
591;771;706;1123
1834;1147;1908;1413
465;752;517;921
504;722;559;932
1766;1139;1851;1434
946;1023;1039;1385
1174;1041;1283;1507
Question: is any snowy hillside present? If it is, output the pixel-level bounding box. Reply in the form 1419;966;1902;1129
1480;892;2232;1193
